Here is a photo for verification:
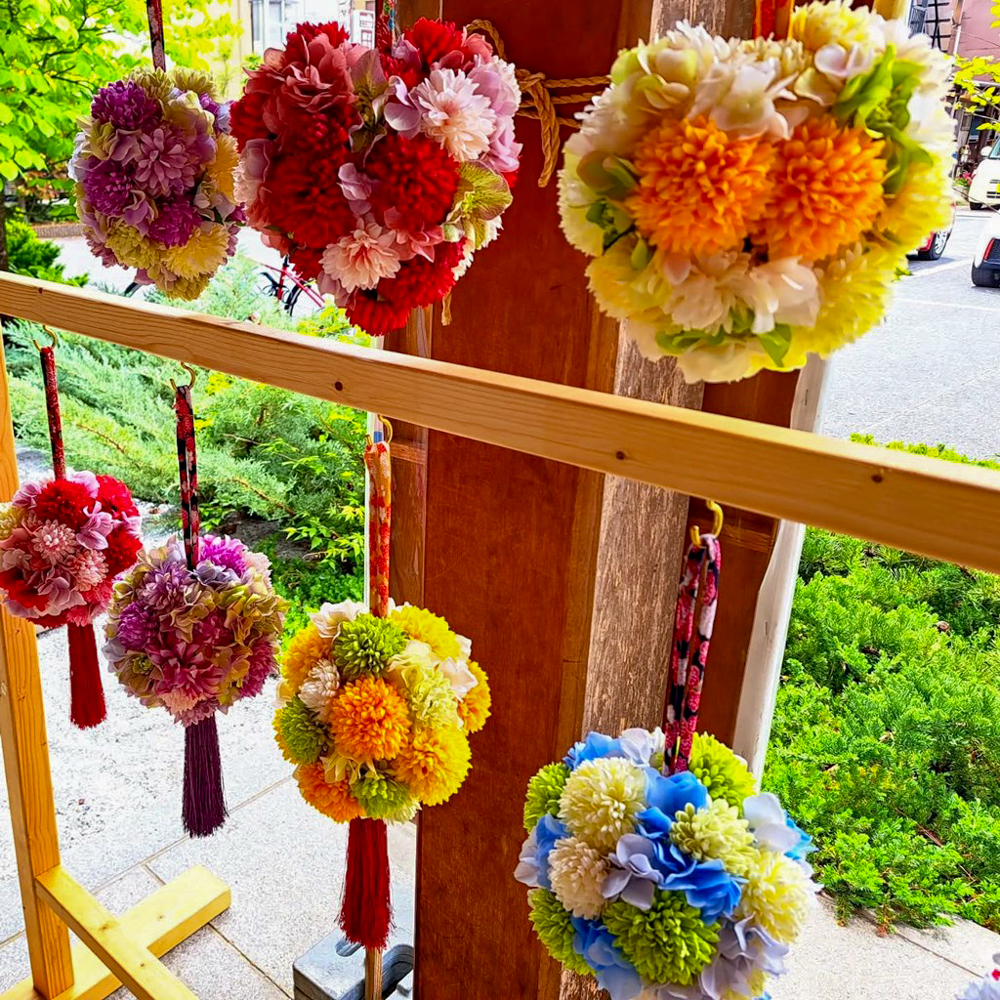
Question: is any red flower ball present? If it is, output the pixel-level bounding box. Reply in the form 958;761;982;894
379;53;422;91
344;293;413;336
33;480;93;529
404;18;488;70
381;239;465;310
105;525;143;576
288;243;325;282
231;90;269;150
367;134;461;234
97;475;138;518
267;151;357;250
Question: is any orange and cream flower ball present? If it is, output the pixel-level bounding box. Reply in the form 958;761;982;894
274;599;490;823
558;2;954;383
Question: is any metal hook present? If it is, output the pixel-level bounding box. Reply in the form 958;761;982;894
169;362;198;392
31;325;58;352
378;415;394;444
690;500;724;548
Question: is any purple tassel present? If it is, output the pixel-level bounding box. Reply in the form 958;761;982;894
182;714;227;837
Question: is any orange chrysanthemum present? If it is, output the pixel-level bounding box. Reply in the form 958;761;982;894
295;763;362;823
281;624;332;692
457;661;491;735
391;726;471;806
758;117;886;262
624;116;775;256
328;676;410;763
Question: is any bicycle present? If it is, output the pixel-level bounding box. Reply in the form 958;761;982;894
259;255;324;315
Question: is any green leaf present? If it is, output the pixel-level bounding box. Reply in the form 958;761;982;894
450;162;513;223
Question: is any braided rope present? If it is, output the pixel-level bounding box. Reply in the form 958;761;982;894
466;19;608;187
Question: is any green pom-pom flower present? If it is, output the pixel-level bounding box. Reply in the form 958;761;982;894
276;697;327;764
689;733;757;809
408;667;460;728
604;890;719;986
524;762;571;832
352;769;418;822
527;889;594;977
334;615;409;681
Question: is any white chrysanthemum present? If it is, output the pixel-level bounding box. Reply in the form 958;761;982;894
298;658;340;723
737;849;814;944
558;758;646;851
558;150;604;258
548;836;609;919
322;221;401;293
309;599;366;639
676;339;768;384
413;68;497;162
670;799;758;876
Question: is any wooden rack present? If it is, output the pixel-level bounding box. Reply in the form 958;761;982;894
1;270;999;999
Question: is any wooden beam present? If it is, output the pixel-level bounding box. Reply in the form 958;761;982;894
2;866;230;1000
33;867;202;1000
0;323;74;999
3;274;1000;571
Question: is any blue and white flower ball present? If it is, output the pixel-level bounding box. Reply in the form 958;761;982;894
514;728;817;1000
959;958;1000;1000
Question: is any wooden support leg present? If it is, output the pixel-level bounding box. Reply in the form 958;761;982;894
0;327;74;998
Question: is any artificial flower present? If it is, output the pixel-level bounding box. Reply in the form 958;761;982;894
548;836;610;919
737;850;813;944
559;757;647;851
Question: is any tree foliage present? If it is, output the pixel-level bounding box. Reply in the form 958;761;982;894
952;2;1000;135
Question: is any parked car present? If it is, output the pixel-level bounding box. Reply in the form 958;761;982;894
908;205;955;260
968;143;1000;210
971;211;1000;286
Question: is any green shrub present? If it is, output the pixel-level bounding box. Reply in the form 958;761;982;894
765;437;1000;931
6;216;86;286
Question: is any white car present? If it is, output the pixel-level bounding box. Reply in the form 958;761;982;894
971;211;1000;286
969;143;1000;210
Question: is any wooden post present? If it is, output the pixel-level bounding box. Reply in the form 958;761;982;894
0;326;75;999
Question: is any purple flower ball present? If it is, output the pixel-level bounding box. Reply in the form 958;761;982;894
199;535;248;576
91;81;160;131
147;198;201;247
134;127;199;198
82;157;135;217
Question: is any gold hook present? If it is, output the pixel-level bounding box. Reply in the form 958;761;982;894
169;362;197;392
31;325;58;352
690;500;724;548
377;415;394;444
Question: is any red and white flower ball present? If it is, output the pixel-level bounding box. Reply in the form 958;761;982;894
231;19;521;334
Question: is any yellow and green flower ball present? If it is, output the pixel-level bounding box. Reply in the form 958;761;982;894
274;600;490;823
515;729;817;1000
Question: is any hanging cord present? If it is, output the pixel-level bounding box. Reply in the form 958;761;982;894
466;20;608;187
172;365;200;570
664;534;722;775
146;0;166;71
375;0;398;54
34;328;65;480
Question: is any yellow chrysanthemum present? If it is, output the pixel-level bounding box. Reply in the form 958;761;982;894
789;0;881;51
206;134;238;202
558;758;646;852
388;605;461;661
295;762;362;823
329;676;410;763
391;725;471;805
670;799;758;877
625;115;774;257
171;69;217;100
457;661;491;734
585;238;667;323
758;117;886;262
105;224;160;271
877;161;952;251
162;224;230;280
156;272;211;301
281;624;332;692
738;850;812;944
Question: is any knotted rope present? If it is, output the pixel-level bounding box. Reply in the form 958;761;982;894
466;19;609;187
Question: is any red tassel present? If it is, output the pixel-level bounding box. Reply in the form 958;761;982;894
339;817;391;950
67;622;106;729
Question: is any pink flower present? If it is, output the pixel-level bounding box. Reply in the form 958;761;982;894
234;138;272;207
32;521;77;563
321;218;402;292
76;507;114;550
411;68;496;162
382;217;445;262
338;162;376;215
72;550;108;590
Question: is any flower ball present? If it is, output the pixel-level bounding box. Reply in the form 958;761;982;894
231;18;521;334
0;471;142;625
73;69;243;299
104;535;286;723
274;599;490;823
515;729;817;1000
559;1;954;382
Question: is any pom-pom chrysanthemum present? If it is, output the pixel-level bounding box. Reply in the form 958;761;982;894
276;601;488;822
517;728;816;999
558;2;954;382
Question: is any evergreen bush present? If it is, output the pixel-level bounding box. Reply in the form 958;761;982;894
6;216;86;286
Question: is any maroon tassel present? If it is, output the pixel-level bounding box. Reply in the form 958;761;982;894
182;715;227;837
339;818;392;950
67;623;106;729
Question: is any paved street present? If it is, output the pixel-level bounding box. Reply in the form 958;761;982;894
822;209;1000;460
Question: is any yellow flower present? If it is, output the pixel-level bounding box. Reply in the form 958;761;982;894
388;604;461;661
162;224;230;280
558;149;604;257
758;117;886;262
671;799;758;877
558;758;646;852
625;115;774;257
738;849;812;944
295;762;362;823
206;134;238;203
281;624;333;692
152;271;211;301
457;661;491;734
789;0;882;51
585;238;667;323
329;676;410;763
105;223;160;271
391;726;471;805
171;69;217;100
877;160;952;252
